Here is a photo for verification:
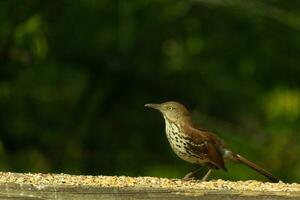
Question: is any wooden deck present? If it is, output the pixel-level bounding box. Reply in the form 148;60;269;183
0;172;299;199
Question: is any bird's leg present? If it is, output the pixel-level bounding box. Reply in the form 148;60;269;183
182;168;202;180
201;169;212;181
183;168;212;181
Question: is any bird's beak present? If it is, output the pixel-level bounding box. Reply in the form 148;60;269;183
144;103;161;110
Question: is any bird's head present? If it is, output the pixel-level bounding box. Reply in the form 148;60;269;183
145;101;191;123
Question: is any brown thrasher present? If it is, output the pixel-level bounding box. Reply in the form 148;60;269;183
145;101;279;182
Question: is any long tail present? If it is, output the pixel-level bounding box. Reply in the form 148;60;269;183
235;154;279;183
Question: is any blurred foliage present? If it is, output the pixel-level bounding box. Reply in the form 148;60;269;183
0;0;300;182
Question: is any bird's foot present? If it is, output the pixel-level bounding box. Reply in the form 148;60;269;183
182;174;195;181
182;169;212;181
182;169;201;180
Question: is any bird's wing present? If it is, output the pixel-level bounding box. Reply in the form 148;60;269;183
185;125;227;171
205;140;227;171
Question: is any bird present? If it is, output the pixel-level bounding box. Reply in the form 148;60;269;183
145;101;279;182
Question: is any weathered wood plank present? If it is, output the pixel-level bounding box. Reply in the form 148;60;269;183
0;172;299;200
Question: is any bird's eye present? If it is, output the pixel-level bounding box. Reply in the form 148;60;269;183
168;106;173;110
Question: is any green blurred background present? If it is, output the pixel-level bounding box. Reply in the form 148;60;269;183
0;1;299;183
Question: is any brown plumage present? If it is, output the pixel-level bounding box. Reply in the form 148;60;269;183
145;101;279;182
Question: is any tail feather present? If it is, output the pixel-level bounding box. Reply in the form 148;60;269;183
235;154;279;183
